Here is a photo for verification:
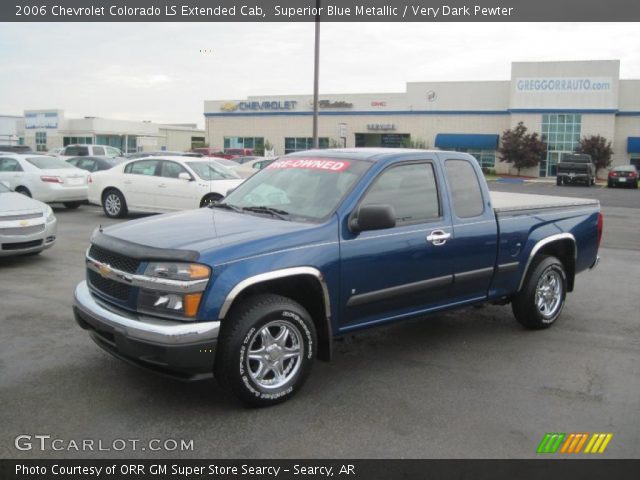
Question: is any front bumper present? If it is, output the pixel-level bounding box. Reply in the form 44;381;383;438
0;219;57;256
73;281;219;380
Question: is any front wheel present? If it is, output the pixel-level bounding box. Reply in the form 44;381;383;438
512;255;567;330
556;177;562;186
214;294;316;407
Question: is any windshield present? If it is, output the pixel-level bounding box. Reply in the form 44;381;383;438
187;161;240;180
223;157;371;222
0;182;10;193
27;156;75;169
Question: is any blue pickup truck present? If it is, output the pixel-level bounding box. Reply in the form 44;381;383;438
74;149;602;406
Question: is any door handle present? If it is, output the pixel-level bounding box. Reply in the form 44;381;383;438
426;230;451;246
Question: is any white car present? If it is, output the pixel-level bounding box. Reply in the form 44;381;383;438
0;181;57;256
0;154;89;208
58;144;123;160
231;158;277;178
88;156;245;218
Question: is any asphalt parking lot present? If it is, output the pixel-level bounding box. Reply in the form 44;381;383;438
1;182;639;459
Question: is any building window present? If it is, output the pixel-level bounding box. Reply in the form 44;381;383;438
541;114;582;177
284;137;329;154
450;148;496;170
63;136;92;146
224;136;265;154
35;131;47;152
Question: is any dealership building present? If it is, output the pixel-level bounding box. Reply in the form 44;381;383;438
204;60;640;177
18;109;205;154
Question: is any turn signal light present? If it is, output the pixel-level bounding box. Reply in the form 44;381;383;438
184;293;203;318
597;213;603;250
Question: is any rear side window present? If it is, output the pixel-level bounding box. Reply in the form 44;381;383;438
0;158;23;172
445;159;484;218
360;163;440;225
92;146;105;156
65;146;89;156
125;160;159;176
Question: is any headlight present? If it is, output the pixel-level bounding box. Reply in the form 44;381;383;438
144;262;210;281
137;262;210;320
45;206;55;223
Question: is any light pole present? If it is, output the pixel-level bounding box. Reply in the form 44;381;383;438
312;0;320;149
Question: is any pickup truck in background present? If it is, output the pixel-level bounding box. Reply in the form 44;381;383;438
556;153;596;186
73;149;602;406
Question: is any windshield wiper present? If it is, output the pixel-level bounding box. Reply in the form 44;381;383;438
209;202;242;213
242;206;291;220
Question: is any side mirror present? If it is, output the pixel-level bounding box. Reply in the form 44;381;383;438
178;172;192;181
349;204;396;233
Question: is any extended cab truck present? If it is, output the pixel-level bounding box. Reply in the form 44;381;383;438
73;149;602;406
556;153;596;186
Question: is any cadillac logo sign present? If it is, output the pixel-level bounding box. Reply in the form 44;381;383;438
426;90;437;102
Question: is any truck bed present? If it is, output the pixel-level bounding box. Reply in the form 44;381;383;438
490;191;599;213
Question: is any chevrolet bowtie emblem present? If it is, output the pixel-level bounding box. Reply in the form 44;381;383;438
98;264;112;278
19;220;29;227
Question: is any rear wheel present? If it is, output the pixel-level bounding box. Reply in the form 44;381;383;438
102;189;127;218
608;180;613;188
512;255;567;330
556;177;562;186
214;294;316;407
63;202;81;209
15;186;31;197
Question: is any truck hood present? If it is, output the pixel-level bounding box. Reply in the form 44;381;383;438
101;207;317;256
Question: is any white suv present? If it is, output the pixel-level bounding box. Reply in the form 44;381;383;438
58;144;123;160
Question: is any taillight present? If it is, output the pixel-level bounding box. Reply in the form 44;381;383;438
40;176;63;183
610;172;617;177
597;212;603;250
630;172;638;178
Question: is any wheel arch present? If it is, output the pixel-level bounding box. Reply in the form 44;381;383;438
101;186;124;203
518;233;576;293
200;192;223;207
219;267;333;361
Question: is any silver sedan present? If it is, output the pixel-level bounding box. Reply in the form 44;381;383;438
0;181;57;256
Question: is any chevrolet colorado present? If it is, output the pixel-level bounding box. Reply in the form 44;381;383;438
74;149;602;406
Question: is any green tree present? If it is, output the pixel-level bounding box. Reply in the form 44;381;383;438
498;122;547;175
575;135;613;171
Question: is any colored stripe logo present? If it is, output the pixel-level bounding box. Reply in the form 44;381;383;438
537;433;613;454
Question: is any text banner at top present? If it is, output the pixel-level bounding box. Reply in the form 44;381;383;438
3;0;640;22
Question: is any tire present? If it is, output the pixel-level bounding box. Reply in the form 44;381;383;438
63;202;81;209
512;255;567;330
214;294;316;407
200;193;223;208
633;181;638;190
608;180;613;188
102;189;127;218
15;186;31;197
556;177;562;186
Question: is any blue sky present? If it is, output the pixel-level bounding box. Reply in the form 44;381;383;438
1;22;639;127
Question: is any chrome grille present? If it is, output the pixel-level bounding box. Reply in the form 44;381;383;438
88;244;141;273
0;225;45;236
88;270;131;301
0;212;43;221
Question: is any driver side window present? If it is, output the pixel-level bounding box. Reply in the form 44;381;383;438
360;163;440;225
